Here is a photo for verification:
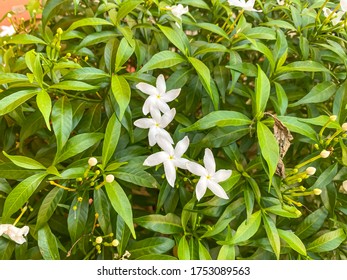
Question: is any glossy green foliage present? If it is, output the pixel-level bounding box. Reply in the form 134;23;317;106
0;0;347;260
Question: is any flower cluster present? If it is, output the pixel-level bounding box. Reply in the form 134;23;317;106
134;75;231;201
323;0;347;25
0;224;29;244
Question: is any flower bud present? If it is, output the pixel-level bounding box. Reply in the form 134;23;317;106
112;239;120;247
88;157;98;167
57;28;63;35
342;123;347;131
313;188;322;195
339;180;347;194
306;167;316;175
320;150;330;158
329;115;337;121
95;236;103;244
105;174;115;183
77;197;83;202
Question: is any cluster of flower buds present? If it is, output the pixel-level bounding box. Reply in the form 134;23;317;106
46;27;63;61
92;232;119;254
134;75;232;201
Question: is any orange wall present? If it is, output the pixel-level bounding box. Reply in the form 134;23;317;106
1;0;32;25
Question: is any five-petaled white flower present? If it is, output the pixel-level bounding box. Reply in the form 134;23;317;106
186;148;231;201
166;4;189;19
323;7;345;25
227;0;262;12
134;108;175;146
136;74;181;115
144;135;189;187
0;224;29;244
0;25;15;37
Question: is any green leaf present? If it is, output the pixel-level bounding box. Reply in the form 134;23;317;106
157;24;190;55
134;213;183;234
50;81;98;91
0;238;16;260
255;65;271;115
198;241;212;260
66;18;113;32
188;56;218;109
181;111;251;132
127;237;175;259
7;34;46;45
0;73;29;84
2;173;47;222
135;254;177;260
310;163;338;191
93;189;112;234
36;188;64;231
38;224;60;260
0;89;38;116
36;90;52;131
295;208;328;239
102;113;121;168
111;75;131;120
116;0;143;24
140;51;186;72
2;151;46;170
278;229;306;256
114;168;159;188
231;210;261;244
307;229;346;253
277;116;317;140
0;163;36;180
42;0;70;29
217;244;235;260
55;133;104;163
105;180;136;238
115;38;135;71
63;67;109;81
262;214;280;259
193;22;229;40
178;236;190;260
51;96;73;155
67;194;89;243
264;204;301;218
257;121;279;182
289;81;336;107
277;61;330;73
77;31;118;49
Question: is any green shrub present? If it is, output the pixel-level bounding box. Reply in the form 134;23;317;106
0;0;347;260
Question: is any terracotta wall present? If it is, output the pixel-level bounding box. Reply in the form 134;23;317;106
1;0;33;26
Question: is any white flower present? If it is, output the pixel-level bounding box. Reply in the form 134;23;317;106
0;224;29;244
0;25;15;37
323;7;344;25
186;148;231;201
143;136;190;187
136;74;181;115
228;0;262;12
166;4;189;19
339;180;347;194
341;0;347;12
134;108;175;146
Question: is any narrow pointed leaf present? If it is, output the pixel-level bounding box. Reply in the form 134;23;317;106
38;224;60;260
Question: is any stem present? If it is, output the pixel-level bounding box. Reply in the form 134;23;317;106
49;180;76;192
13;205;28;226
216;9;244;43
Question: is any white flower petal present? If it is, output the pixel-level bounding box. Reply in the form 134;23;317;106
323;7;331;18
186;161;207;177
156;74;166;95
143;151;168;166
158;129;174;144
0;224;10;235
150;108;162;122
156;135;174;154
162;88;181;102
136;82;158;96
203;148;216;175
157;100;171;114
213;169;232;183
174;157;189;169
11;235;27;245
164;161;176;187
195;177;208;201
160;108;176;127
341;0;347;12
148;127;158;146
174;136;189;158
142;97;153;115
207;180;229;200
134;118;154;129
